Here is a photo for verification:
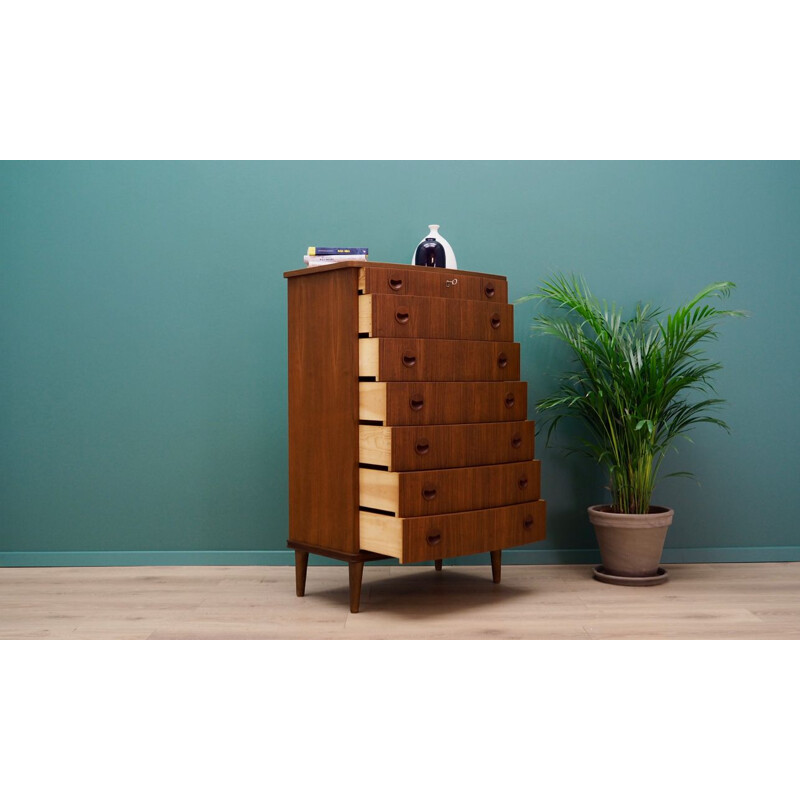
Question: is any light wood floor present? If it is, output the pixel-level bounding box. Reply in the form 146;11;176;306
1;562;799;639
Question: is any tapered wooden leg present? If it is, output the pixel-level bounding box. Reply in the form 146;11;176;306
295;550;309;597
434;559;443;571
490;550;502;584
349;561;364;613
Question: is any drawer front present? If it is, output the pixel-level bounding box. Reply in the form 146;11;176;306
359;421;535;471
361;266;507;303
402;500;546;563
391;421;534;471
359;381;527;425
360;338;520;382
359;294;514;342
360;461;541;517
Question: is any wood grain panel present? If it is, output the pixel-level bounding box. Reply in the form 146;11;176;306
360;265;508;302
359;381;527;425
287;267;360;553
359;460;541;517
359;294;514;342
360;339;520;382
359;421;535;471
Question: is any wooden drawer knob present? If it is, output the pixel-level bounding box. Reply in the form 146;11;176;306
511;434;523;449
497;352;508;369
388;275;403;291
402;351;417;367
518;475;528;489
523;515;534;530
409;394;424;411
484;282;496;298
415;439;430;455
422;485;437;501
490;312;501;329
504;392;515;408
395;307;410;325
426;531;442;546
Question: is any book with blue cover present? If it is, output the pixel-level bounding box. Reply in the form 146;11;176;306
307;247;368;256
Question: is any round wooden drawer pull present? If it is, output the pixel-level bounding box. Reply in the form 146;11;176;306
523;515;534;530
388;276;403;291
518;476;528;489
484;282;496;298
402;352;417;367
504;392;515;408
409;395;424;411
426;532;442;546
422;485;438;501
415;439;430;455
497;353;508;369
511;434;523;449
490;313;501;329
395;307;410;324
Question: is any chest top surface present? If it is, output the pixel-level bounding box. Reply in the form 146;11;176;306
283;261;506;281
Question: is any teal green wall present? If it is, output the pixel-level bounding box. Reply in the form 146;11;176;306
2;161;799;565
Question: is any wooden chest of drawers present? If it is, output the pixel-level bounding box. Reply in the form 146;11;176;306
284;261;546;612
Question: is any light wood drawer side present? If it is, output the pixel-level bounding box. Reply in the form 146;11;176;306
359;469;399;514
359;511;403;558
359;383;387;421
359;339;380;378
358;294;373;335
359;425;392;467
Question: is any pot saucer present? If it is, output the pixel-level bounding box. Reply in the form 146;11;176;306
592;566;668;586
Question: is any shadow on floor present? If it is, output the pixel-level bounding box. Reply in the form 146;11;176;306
307;566;534;618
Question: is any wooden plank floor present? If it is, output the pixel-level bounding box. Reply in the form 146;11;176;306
1;562;799;639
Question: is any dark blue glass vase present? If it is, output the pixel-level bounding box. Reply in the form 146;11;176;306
414;237;446;268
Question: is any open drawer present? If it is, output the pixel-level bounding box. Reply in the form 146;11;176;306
359;500;546;563
358;293;513;341
359;421;535;471
360;461;541;517
359;338;520;382
359;381;527;425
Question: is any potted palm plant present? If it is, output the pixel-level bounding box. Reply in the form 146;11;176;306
521;275;745;585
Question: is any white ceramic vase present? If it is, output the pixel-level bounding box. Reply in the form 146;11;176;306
412;224;457;270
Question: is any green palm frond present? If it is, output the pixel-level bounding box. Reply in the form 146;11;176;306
522;274;746;513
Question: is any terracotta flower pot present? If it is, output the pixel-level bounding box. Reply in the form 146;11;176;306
588;504;674;584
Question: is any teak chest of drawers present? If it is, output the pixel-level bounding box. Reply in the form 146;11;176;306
284;261;546;612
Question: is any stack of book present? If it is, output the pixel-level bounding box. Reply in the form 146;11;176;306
304;247;368;268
